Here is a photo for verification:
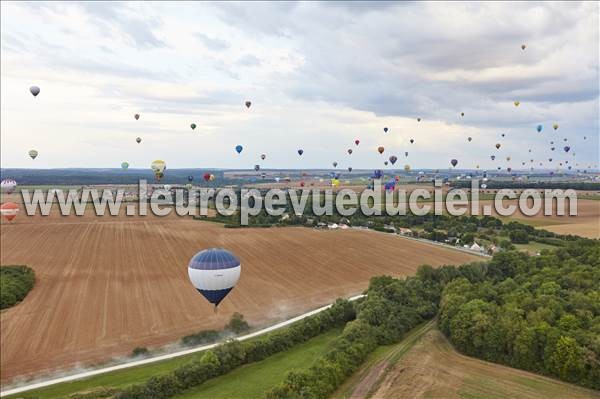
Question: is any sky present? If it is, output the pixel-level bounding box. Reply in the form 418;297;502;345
1;1;598;170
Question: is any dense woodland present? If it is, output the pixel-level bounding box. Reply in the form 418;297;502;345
0;265;35;310
439;242;600;389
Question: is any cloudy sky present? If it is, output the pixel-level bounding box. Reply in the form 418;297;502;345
1;2;598;170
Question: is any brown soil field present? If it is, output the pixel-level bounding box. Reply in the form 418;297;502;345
0;210;480;384
367;327;599;399
451;199;599;239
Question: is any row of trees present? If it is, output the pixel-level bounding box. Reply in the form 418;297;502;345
439;242;600;389
180;312;250;347
114;299;355;399
0;265;35;310
264;269;446;398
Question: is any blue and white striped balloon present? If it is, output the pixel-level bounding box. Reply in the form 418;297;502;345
188;248;241;309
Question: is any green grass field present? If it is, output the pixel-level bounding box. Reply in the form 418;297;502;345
4;328;343;399
174;327;343;398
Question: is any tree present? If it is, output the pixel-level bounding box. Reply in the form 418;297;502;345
225;312;250;334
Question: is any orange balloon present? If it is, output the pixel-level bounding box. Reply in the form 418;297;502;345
1;202;19;221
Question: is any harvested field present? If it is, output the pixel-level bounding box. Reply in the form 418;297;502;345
459;199;599;239
0;211;480;383
365;327;600;399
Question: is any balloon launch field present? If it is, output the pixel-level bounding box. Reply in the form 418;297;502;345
0;211;480;383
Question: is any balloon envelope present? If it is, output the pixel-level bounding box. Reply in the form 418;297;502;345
0;202;19;221
121;162;129;170
29;149;38;159
235;145;243;154
30;86;40;97
188;248;241;307
1;179;17;194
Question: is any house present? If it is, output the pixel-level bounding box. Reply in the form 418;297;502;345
328;223;339;229
280;213;290;221
339;218;350;225
470;242;482;252
383;224;396;233
398;228;413;236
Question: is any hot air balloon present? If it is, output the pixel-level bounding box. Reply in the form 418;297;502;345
245;101;252;108
235;145;243;154
450;159;458;167
417;117;421;122
254;164;260;171
410;139;414;144
188;248;241;310
506;156;511;161
134;114;140;120
404;164;411;172
121;162;129;170
507;167;512;173
384;161;389;166
203;173;211;182
553;123;559;130
389;155;398;165
501;133;505;137
331;179;340;187
300;181;305;187
521;44;526;50
551;147;555;151
347;148;353;155
209;174;216;181
30;86;40;97
1;179;17;194
377;146;385;154
373;170;383;179
355;139;360;146
491;155;496;161
468;137;472;142
188;175;194;182
261;154;266;160
191;123;196;130
564;146;570;153
332;161;338;168
0;202;19;222
404;151;409;157
164;184;172;191
186;183;193;190
347;167;353;172
136;137;142;144
495;143;501;149
261;173;266;179
460;112;464;117
28;149;38;160
514;101;520;107
151;160;166;181
383;127;389;133
536;125;542;132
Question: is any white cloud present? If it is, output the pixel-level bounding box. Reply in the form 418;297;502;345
0;1;597;170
